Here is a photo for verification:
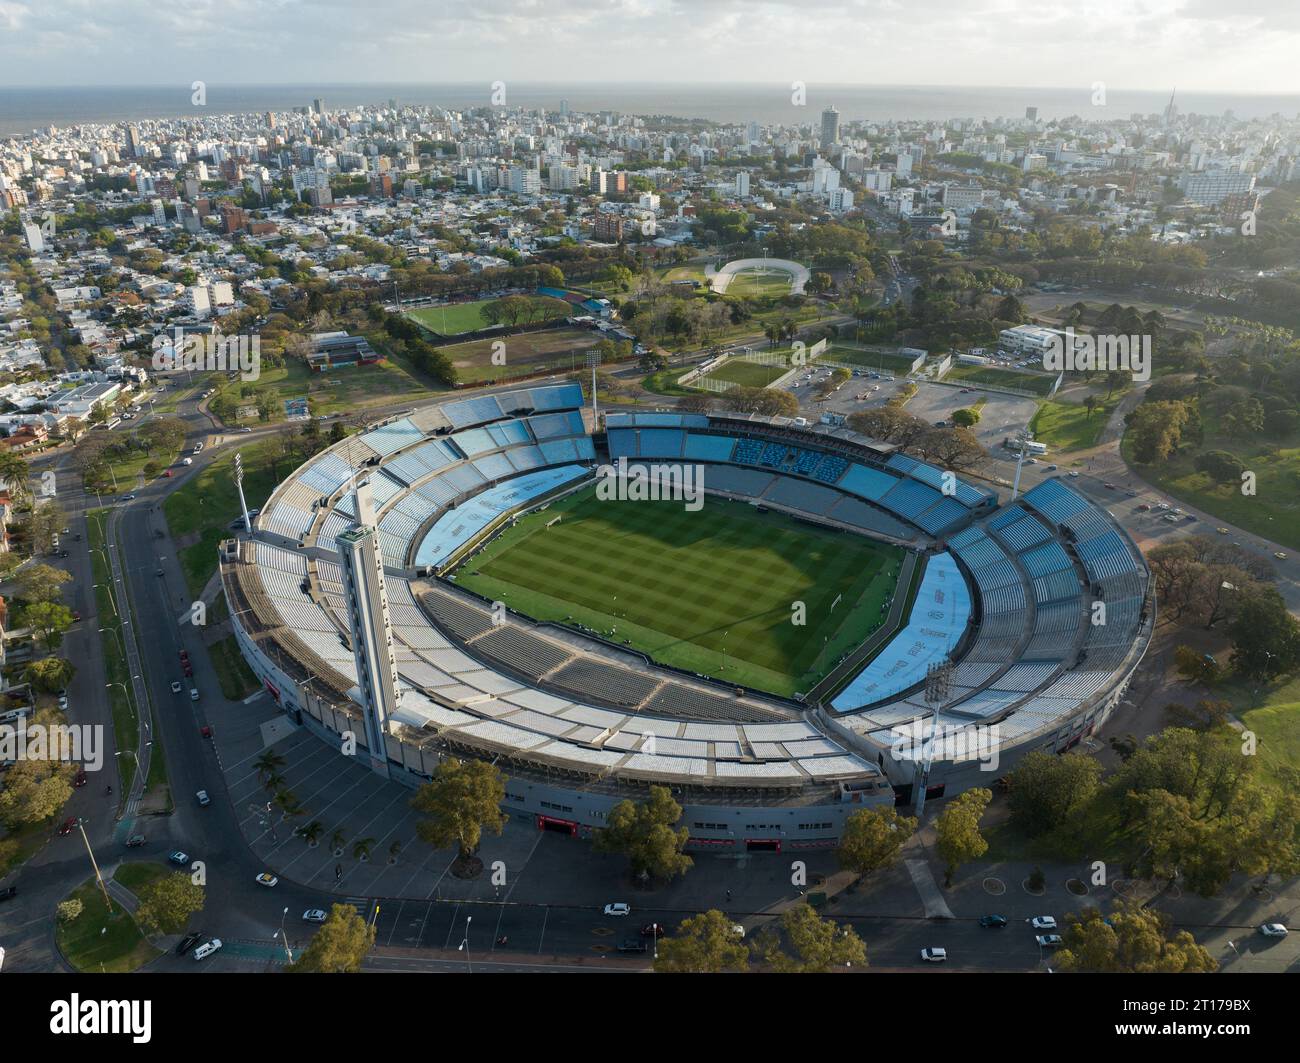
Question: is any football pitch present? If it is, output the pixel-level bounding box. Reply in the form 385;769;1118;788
407;299;498;336
452;486;907;697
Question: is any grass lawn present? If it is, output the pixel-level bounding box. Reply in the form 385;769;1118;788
1029;395;1120;453
437;326;605;385
820;345;920;374
56;878;161;973
0;819;49;878
725;269;794;297
657;264;709;286
641;364;697;397
211;356;436;425
208;634;260;700
1122;415;1300;552
943;363;1059;396
707;359;788;389
163;436;286;598
87;508;138;796
113;860;168;894
407;298;500;337
454;487;905;697
1207;673;1300;789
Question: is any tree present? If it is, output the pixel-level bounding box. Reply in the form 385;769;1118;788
934;787;991;886
1227;584;1300;681
22;499;67;555
0;450;31;503
410;757;508;865
290;903;377;973
1055;903;1216;973
1007;751;1103;838
16;563;73;604
0;744;74;827
20;601;75;652
1194;450;1245;485
23;656;75;693
135;871;206;935
837;806;917;877
752;903;867;972
950;407;980;428
655;909;750;973
594;784;692;884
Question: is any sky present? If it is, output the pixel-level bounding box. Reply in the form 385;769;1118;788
0;0;1295;94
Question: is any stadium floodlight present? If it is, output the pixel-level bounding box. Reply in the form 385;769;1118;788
586;348;602;423
1010;425;1032;500
914;658;953;818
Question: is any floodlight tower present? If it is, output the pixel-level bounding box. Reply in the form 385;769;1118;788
913;658;953;818
586;348;602;424
233;451;252;533
1010;425;1032;501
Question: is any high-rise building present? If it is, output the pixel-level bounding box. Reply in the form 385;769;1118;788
336;480;399;778
735;171;750;197
1025;106;1039;121
312;97;325;115
820;105;840;150
125;124;140;158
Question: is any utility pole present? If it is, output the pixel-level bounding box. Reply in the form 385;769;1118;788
76;820;112;908
914;658;952;819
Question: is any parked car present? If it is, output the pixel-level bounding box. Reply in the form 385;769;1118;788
125;834;146;847
175;932;202;955
57;816;77;836
920;947;947;962
192;938;222;961
602;902;630;917
1258;923;1289;938
302;909;328;923
1030;916;1057;930
170;680;182;694
190;688;200;702
195;790;210;807
1036;934;1064;948
167;850;190;866
0;886;17;903
617;938;648;953
1275;552;1288;561
73;768;87;788
979;914;1007;928
255;873;278;888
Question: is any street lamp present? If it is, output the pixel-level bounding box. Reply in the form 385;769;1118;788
457;915;472;973
275;907;294;963
105;680;136;722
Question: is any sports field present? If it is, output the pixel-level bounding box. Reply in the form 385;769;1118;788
436;326;605;384
453;487;906;697
943;363;1059;396
407;299;499;337
820;345;921;374
707;358;788;388
726;269;795;297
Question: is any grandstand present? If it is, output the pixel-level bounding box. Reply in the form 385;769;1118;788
224;383;1150;845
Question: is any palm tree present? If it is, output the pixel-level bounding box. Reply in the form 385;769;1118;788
298;821;324;848
330;829;346;856
388;840;402;865
254;750;286;785
352;837;375;863
262;770;284;794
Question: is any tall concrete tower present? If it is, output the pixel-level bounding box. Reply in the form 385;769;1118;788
336;477;399;778
820;105;840;151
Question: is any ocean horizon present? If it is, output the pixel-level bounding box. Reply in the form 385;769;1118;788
2;81;1298;137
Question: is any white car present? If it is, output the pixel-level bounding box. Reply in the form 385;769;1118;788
1030;916;1057;930
195;789;210;807
170;680;182;694
192;938;222;961
1258;923;1289;938
255;873;278;888
1036;934;1064;948
920;947;947;962
303;909;328;923
1067;471;1080;478
603;902;631;917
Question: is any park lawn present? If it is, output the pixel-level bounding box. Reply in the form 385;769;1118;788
1029;395;1120;453
163;436;286;598
211;356;435;424
708;359;788;388
454;487;905;697
438;326;605;385
943;363;1059;396
657;263;709;285
113;860;168;894
641;364;697;397
407;298;500;337
56;879;161;973
0;820;49;878
87;508;138;797
1122;421;1300;552
208;634;260;700
726;269;794;297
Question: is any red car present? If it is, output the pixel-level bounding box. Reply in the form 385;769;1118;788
183;662;193;677
179;650;189;661
200;725;212;739
73;769;87;788
58;816;77;836
639;923;666;939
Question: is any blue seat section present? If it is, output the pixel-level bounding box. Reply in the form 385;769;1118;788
683;434;737;462
1021;540;1073;578
575;436;596;461
359;418;423;456
606;412;711;429
733;438;766;465
449;426;496;457
442;394;506;429
914;496;968;534
527;383;584;412
1023;478;1089;524
526;410;585;440
473;453;515;482
997;514;1052;552
607;429;637;460
812;454;849;483
887;451;990;508
792;448;822;476
880;479;944;519
487;420;531;447
759;442;787;467
637;429;685;458
987;504;1029;530
838;463;897;502
414;465;589;569
539;438;580;465
831;553;972;711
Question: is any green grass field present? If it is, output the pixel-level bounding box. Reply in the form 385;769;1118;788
56;879;161;973
943;363;1059;396
1029;396;1120;452
707;359;788;389
454;487;906;697
725;269;794;297
436;326;606;384
407;299;500;337
820;346;920;374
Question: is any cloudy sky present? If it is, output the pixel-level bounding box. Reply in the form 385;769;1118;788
0;0;1295;93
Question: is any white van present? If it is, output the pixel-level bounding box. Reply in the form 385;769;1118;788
181;457;193;466
193;938;222;961
190;688;200;701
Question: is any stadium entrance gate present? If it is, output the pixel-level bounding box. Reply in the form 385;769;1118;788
537;814;578;836
745;839;782;853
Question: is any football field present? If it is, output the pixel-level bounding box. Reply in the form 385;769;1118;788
453;486;906;697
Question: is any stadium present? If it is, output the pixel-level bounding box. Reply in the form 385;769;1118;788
220;381;1152;851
